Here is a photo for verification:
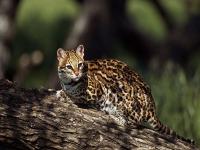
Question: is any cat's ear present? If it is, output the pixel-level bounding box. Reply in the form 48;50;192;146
57;48;66;61
76;45;84;59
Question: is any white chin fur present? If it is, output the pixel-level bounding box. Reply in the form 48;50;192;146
73;77;80;81
72;73;82;81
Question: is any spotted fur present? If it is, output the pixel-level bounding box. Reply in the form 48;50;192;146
57;45;194;144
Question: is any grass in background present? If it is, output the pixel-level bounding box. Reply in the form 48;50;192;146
147;62;200;145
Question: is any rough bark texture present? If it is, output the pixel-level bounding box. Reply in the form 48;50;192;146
0;79;198;150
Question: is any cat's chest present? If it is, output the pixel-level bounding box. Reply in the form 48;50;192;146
62;81;85;98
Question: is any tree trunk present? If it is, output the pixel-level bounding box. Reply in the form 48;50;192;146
64;0;153;60
0;79;198;149
0;0;20;78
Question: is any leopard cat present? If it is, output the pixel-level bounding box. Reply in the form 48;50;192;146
57;45;194;144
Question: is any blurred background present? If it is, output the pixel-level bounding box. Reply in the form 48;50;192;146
0;0;200;145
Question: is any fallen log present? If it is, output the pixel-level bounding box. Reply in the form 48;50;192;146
0;79;198;149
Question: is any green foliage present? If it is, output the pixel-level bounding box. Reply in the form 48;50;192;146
161;0;188;25
147;63;200;144
15;0;79;51
12;0;79;87
127;0;189;41
127;0;167;41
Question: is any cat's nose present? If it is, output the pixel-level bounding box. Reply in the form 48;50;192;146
74;71;79;76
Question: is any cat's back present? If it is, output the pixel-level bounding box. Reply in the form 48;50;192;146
85;59;151;94
86;59;126;72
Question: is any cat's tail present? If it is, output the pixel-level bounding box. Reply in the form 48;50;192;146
147;114;194;145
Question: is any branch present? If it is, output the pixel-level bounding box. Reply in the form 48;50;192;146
0;79;197;149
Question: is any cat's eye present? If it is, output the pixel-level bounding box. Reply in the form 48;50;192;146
78;62;83;69
66;65;73;70
59;66;65;69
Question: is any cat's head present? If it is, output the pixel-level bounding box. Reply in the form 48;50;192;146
57;45;85;82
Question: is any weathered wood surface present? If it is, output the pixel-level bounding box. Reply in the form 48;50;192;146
0;79;198;150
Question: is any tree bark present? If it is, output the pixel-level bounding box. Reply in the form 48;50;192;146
0;79;198;150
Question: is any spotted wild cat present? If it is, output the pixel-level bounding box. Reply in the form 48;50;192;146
57;45;193;144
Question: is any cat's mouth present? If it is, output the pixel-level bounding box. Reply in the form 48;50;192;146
72;75;82;82
73;78;80;82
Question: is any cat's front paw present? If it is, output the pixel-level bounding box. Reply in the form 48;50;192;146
56;90;72;102
56;90;65;98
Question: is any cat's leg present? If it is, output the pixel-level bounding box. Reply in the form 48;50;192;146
99;93;126;126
